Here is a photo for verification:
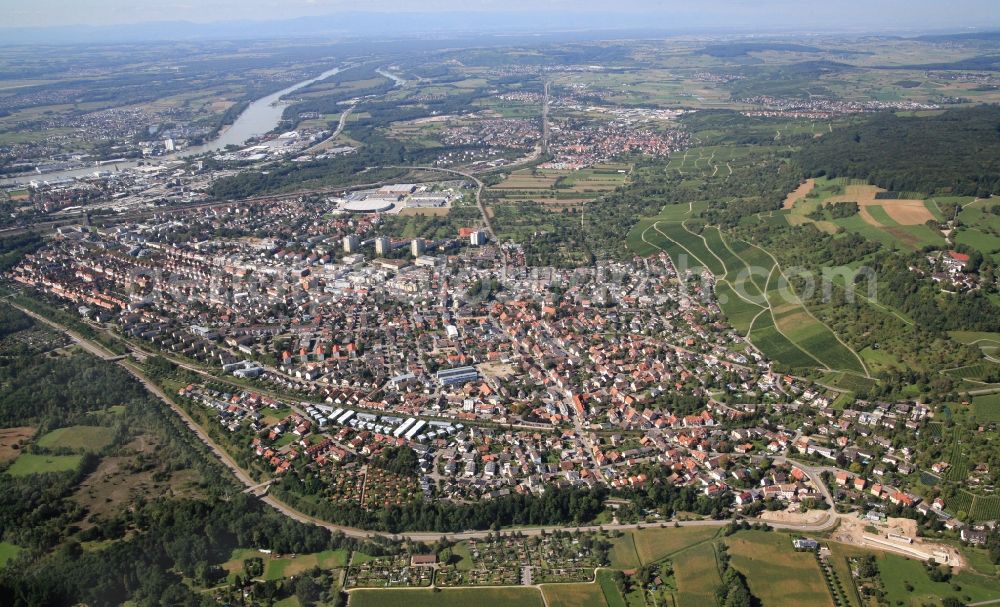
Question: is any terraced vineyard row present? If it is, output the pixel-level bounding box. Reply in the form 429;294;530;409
639;217;868;375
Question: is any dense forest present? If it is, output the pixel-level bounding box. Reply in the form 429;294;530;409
796;105;1000;197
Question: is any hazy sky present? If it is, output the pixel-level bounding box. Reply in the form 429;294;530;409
5;0;1000;30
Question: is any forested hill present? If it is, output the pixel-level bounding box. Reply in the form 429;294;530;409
796;105;1000;197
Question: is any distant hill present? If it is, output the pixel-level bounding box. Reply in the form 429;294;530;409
913;31;1000;42
697;42;869;57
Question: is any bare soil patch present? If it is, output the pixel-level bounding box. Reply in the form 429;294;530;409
883;202;935;225
0;426;35;462
757;507;829;525
477;362;517;380
831;514;964;568
783;179;816;210
398;207;450;217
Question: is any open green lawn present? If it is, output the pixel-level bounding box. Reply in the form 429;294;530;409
350;552;379;565
956;203;1000;262
0;542;21;568
264;549;349;580
673;541;721;607
950;330;1000;347
222;548;348;582
37;425;115;452
859;345;902;373
727;531;833;607
879;552;1000;606
6;453;82;476
442;542;474;570
350;587;545;607
542;581;608;607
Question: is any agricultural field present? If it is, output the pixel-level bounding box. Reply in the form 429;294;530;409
6;452;82;476
596;569;636;607
620;526;721;566
672;541;722;607
726;532;834;607
487;164;629;209
607;532;641;569
0;426;34;463
349;587;545;607
36;425;115;452
968;494;1000;521
782;178;946;250
820;371;878;394
541;581;609;607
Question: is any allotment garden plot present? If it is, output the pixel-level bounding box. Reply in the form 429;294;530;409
437;533;605;586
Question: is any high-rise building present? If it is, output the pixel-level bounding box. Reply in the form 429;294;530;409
470;230;488;246
343;234;360;254
410;238;425;257
375;237;391;256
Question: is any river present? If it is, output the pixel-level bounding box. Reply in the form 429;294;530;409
1;65;342;187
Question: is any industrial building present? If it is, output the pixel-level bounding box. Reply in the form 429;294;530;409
436;365;480;386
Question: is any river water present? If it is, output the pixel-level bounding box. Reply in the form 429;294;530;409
1;66;342;187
